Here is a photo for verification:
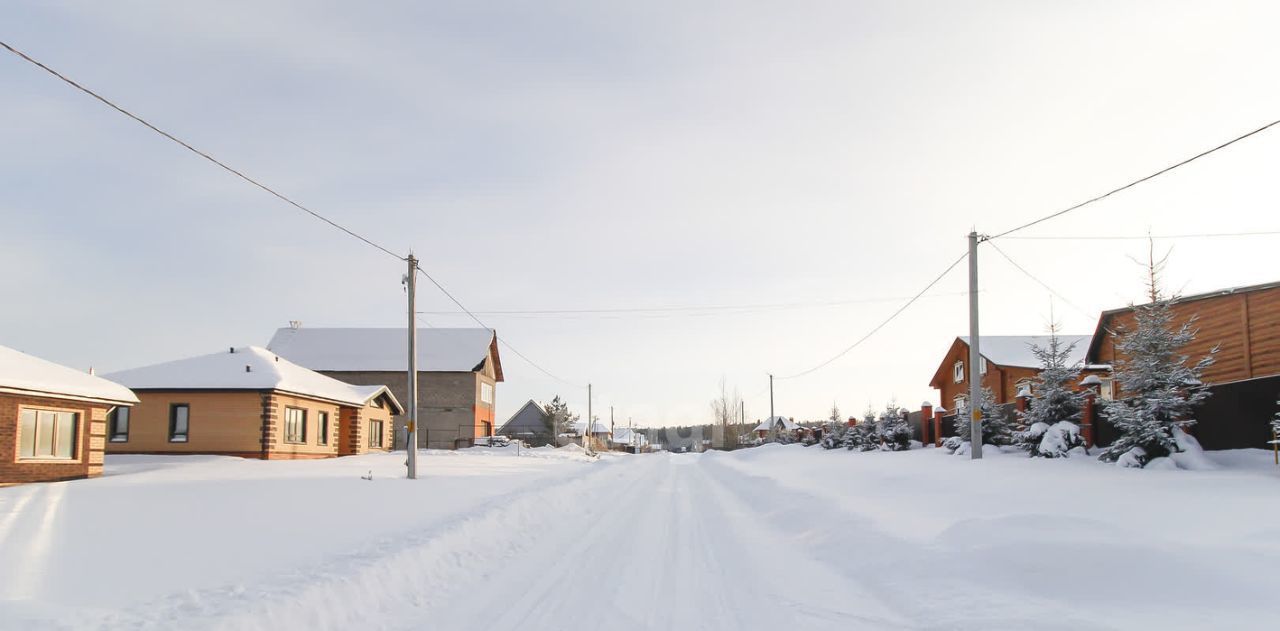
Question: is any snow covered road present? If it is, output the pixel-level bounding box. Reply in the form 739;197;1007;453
3;445;1280;630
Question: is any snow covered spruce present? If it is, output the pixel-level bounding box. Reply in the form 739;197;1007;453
1012;331;1087;458
1098;283;1216;469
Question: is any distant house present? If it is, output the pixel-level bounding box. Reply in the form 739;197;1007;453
104;347;402;459
753;415;798;440
498;399;552;446
572;419;611;450
929;335;1095;412
611;427;649;452
1;344;138;485
267;326;502;450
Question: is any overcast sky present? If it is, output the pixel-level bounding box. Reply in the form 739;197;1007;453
3;1;1279;427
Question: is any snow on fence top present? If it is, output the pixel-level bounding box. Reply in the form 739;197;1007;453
105;346;401;409
0;344;139;405
266;327;497;373
959;335;1091;369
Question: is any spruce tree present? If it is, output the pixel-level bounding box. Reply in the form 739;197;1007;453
878;403;912;451
1014;328;1086;457
853;410;881;451
1099;256;1215;467
952;387;1012;446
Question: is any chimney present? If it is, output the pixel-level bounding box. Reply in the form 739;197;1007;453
245;365;252;373
88;366;95;375
230;347;235;354
289;320;302;330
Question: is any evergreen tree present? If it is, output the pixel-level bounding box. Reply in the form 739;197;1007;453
878;403;912;451
1014;328;1087;457
542;396;579;438
852;410;881;451
952;387;1012;447
1098;293;1215;466
820;403;845;449
1272;399;1280;448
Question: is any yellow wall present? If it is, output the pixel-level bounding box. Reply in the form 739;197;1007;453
268;393;341;458
108;391;264;455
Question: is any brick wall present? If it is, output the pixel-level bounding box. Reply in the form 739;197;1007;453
1;393;110;485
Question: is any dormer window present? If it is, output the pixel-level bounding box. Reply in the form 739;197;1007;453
953;360;964;383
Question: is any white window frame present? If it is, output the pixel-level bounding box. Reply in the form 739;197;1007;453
953;395;968;412
1099;378;1115;401
369;420;384;448
953;361;964;383
480;382;494;405
284;407;307;444
979;357;988;375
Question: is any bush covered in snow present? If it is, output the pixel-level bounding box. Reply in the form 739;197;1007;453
1098;280;1215;467
844;411;878;451
1013;332;1086;458
878;404;912;451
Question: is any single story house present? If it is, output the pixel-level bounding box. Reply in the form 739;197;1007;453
498;399;553;446
1;344;138;485
104;346;402;459
753;415;799;439
611;427;649;452
267;325;502;450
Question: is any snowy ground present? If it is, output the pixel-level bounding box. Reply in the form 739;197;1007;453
2;445;1279;630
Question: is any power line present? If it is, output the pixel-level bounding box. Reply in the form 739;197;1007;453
1001;229;1280;241
988;118;1280;240
416;290;973;319
985;240;1096;321
775;250;969;380
0;39;405;261
415;266;582;387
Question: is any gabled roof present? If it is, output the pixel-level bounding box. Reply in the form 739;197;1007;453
105;346;400;408
266;327;503;381
498;399;549;434
753;416;798;432
1086;279;1280;361
930;335;1090;389
574;419;610;435
612;427;648;446
0;344;138;406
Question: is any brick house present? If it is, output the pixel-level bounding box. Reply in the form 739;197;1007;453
929;335;1094;412
267;326;503;450
1;344;138;485
104;346;402;459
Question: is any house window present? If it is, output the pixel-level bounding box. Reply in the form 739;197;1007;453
954;395;968;412
480;382;494;405
979;357;988;375
109;407;130;442
169;404;190;442
1016;379;1034;396
369;420;384;448
953;361;964;383
284;407;307;444
18;408;79;460
317;411;330;445
1100;378;1115;401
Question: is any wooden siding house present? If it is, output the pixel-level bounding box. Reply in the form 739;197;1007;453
1086;280;1280;449
104;347;402;459
1;344;138;485
267;326;503;450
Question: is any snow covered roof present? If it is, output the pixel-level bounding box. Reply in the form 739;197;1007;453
958;335;1090;369
613;427;647;446
574;419;610;435
266;327;502;380
0;344;138;406
753;416;799;432
105;346;402;409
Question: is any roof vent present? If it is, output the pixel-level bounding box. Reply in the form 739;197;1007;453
245;365;252;373
230;347;235;354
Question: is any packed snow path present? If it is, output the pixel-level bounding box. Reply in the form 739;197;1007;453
3;446;1280;630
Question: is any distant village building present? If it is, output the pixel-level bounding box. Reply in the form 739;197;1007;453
1;344;138;485
105;347;401;459
267;326;502;450
753;415;798;440
498;399;553;446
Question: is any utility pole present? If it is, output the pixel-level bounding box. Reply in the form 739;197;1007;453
406;254;420;479
768;374;775;422
968;232;983;460
586;383;593;455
